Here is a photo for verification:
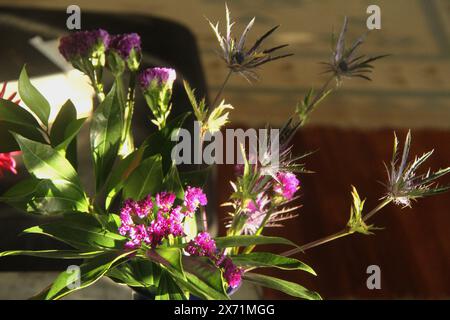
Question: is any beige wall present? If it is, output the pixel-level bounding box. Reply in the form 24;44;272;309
1;0;450;128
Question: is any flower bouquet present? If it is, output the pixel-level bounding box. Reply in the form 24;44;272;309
0;5;449;300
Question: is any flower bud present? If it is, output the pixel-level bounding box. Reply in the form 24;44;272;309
108;33;142;73
138;67;177;128
59;29;110;69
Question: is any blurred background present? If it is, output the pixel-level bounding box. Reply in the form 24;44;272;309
0;0;449;299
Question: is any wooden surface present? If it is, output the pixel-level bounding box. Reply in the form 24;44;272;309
217;128;450;299
1;0;449;128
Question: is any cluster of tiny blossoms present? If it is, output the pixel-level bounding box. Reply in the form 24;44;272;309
186;232;243;289
119;187;206;249
273;171;300;200
238;170;301;235
0;83;21;177
59;29;141;71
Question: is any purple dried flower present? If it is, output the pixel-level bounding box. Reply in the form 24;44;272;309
273;172;299;200
220;257;243;289
138;67;176;90
136;195;153;218
59;29;110;61
119;194;187;249
156;192;176;212
184;186;208;216
186;232;217;257
109;33;141;59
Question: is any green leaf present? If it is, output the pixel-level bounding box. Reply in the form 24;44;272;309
182;255;227;296
243;273;322;300
18;66;51;126
142;111;190;174
156;270;187;300
108;258;161;288
32;250;135;300
23;213;127;250
12;133;86;196
50;100;86;168
104;146;145;209
146;248;228;300
13;133;79;183
0;98;45;152
123;154;163;200
50;100;77;146
90;85;123;191
179;166;212;188
214;235;300;249
163;164;184;199
1;177;89;215
231;252;316;274
0;249;102;259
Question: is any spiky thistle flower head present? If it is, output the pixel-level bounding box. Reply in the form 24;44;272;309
208;3;292;81
384;131;450;207
321;17;388;82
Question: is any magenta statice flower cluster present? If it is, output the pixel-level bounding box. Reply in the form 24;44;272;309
274;172;300;200
119;187;207;249
186;232;243;289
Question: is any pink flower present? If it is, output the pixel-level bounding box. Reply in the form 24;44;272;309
186;232;217;257
139;67;176;89
136;195;153;218
0;152;20;177
0;82;21;104
184;186;207;216
242;193;270;235
221;257;243;289
119;194;187;249
273;172;299;200
156;192;176;212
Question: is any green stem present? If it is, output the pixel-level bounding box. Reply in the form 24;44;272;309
119;73;137;157
211;70;232;108
363;198;392;222
280;198;392;257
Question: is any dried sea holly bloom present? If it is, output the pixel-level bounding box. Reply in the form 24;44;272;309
384;131;450;207
322;17;388;82
208;4;292;81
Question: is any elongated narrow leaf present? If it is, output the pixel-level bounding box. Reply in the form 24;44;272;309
0;249;102;259
182;255;227;296
108;258;161;288
156;270;187;300
90;85;123;191
146;248;229;300
18;66;50;126
1;177;89;215
23;213;127;250
31;250;135;300
214;235;299;249
123;154;163;200
243;273;322;300
231;252;316;274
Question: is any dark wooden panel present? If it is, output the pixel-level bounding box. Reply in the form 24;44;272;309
217;128;450;299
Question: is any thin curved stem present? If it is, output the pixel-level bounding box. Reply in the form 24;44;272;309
280;198;392;257
211;70;232;108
